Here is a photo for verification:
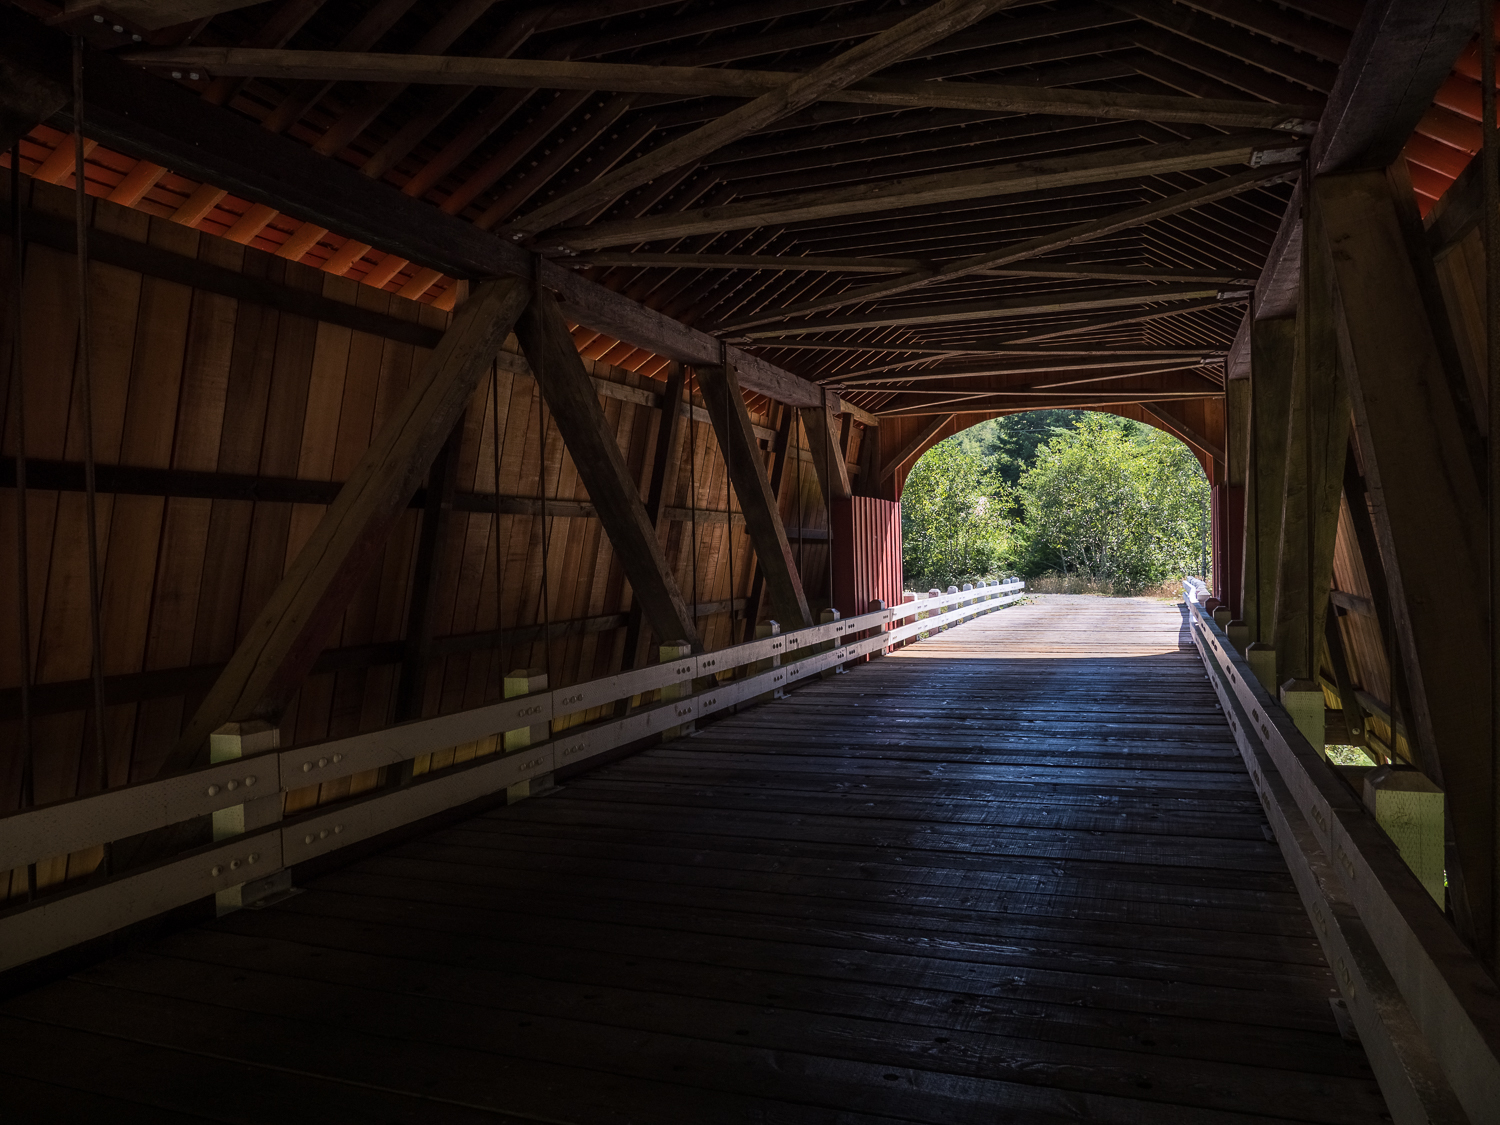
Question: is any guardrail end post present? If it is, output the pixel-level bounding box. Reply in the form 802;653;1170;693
1278;678;1325;757
819;608;844;676
660;642;695;739
208;721;284;916
1245;642;1277;694
1226;619;1250;655
503;669;551;802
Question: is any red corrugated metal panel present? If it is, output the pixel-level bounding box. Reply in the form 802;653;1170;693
832;497;904;619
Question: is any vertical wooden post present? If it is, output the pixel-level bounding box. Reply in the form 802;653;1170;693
801;399;853;505
167;278;530;773
1316;168;1491;955
1225;376;1251;621
697;363;813;630
208;720;283;916
1272;199;1349;685
1324;603;1368;750
855;421;884;498
868;598;888;659
819;607;843;677
622;361;689;669
1245;317;1296;646
393;423;463;729
742;405;797;641
515;291;700;649
502;669;549;803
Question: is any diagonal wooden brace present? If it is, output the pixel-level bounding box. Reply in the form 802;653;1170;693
166;278;531;774
514;290;700;649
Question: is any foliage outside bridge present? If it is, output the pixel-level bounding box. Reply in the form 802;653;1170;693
901;412;1211;596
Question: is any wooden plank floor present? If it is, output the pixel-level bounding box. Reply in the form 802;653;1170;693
0;595;1388;1124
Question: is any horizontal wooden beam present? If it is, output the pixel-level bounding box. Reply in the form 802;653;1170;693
980;263;1257;285
875;390;1222;416
127;47;1321;133
543;132;1309;250
4;205;445;348
1;15;828;408
0;591;788;721
508;0;1019;235
170;278;530;771
998;296;1244;343
737;282;1235;337
0;455;850;511
753;339;1227;356
100;0;270;29
721;164;1291;329
574;251;926;273
837;353;1224;385
575;254;1258;285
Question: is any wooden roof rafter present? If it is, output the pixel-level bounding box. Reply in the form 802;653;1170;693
5;0;1388;436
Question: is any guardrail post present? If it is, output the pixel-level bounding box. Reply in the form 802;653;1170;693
926;589;941;633
868;600;888;659
1279;678;1325;757
1226;619;1250;655
753;620;783;700
1361;767;1446;906
503;669;550;802
900;592;916;649
819;608;844;676
1212;606;1232;630
1245;642;1277;694
208;720;285;916
660;641;695;739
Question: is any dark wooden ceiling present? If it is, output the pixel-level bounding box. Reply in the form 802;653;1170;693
25;0;1363;419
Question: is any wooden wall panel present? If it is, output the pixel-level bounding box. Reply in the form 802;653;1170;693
0;174;833;902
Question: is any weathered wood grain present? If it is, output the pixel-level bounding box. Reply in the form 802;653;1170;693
0;596;1386;1122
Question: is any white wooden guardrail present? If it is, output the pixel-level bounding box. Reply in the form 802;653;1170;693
1183;583;1500;1125
0;579;1025;973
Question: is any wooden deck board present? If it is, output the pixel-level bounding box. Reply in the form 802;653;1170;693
0;595;1387;1122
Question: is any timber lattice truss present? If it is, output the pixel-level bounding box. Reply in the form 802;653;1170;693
1;0;1365;472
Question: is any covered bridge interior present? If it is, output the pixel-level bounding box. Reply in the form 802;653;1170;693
2;0;1500;1121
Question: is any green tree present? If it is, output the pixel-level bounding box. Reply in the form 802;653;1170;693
1017;414;1209;593
901;439;1013;591
950;410;1079;487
